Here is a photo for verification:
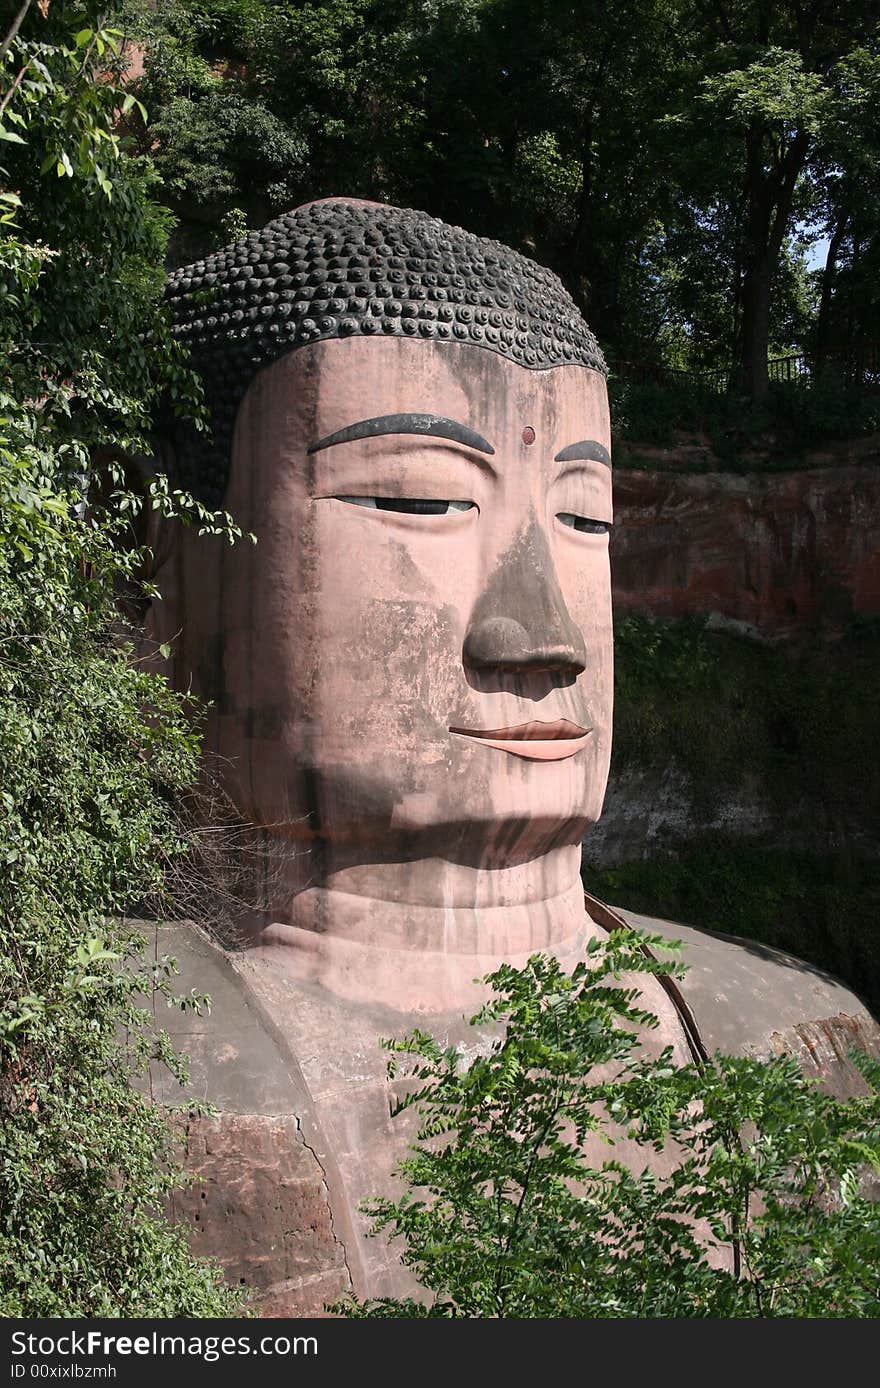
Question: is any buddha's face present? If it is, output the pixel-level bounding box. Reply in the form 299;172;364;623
165;336;613;873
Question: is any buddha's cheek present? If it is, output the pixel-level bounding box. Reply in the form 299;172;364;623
309;597;466;761
294;597;469;841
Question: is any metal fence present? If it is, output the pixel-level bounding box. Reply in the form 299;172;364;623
613;343;880;394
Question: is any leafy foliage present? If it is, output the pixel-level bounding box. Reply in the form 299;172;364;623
610;372;880;457
337;937;880;1317
0;2;243;1315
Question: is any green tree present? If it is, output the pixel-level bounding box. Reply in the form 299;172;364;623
125;0;431;261
667;3;879;395
125;0;694;355
0;1;244;1315
809;42;880;367
123;0;308;260
338;935;880;1318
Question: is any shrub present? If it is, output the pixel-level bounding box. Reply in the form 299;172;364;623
337;935;880;1318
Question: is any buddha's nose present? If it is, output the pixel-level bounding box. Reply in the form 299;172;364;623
462;517;587;675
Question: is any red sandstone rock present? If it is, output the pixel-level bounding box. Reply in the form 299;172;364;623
611;464;880;636
169;1114;350;1316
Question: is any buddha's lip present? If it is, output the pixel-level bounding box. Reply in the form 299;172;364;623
449;720;592;761
449;719;589;741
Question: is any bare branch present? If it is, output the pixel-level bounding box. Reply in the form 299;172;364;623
0;56;31;121
0;0;33;65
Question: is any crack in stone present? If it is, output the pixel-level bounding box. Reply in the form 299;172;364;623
292;1113;354;1295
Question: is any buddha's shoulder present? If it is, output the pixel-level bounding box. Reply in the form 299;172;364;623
586;893;880;1099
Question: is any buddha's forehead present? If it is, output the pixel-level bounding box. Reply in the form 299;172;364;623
237;335;611;460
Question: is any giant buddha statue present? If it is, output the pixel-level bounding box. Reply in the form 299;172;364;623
144;199;879;1314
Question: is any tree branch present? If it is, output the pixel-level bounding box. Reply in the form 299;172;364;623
0;0;33;65
0;56;31;121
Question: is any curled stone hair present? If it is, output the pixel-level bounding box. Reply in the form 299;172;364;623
161;199;607;506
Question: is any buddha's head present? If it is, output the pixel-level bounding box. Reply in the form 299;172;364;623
153;199;613;906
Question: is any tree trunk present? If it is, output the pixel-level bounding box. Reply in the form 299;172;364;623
559;113;595;320
814;209;848;368
0;0;33;62
560;47;612;331
736;125;810;398
739;257;774;397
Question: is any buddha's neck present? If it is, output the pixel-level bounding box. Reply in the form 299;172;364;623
240;842;600;1013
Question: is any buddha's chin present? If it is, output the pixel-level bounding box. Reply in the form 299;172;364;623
229;744;608;865
385;766;607;853
299;805;599;870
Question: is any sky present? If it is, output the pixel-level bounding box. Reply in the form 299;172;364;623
806;236;831;270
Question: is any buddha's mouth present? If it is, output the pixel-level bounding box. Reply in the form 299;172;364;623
449;719;592;761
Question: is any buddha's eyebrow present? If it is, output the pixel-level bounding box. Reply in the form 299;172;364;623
307;413;495;456
554;439;612;469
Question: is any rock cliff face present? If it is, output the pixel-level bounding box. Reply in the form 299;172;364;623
585;763;779;867
611;462;880;637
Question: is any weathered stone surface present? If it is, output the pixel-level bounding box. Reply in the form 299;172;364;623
770;1013;880;1102
169;1113;351;1315
611;463;880;636
161;199;606;506
584;762;785;868
142;922;314;1116
140;198;879;1311
253;1272;351;1319
616;906;880;1098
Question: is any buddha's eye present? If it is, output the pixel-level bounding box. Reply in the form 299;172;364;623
335;496;475;515
557;512;611;534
